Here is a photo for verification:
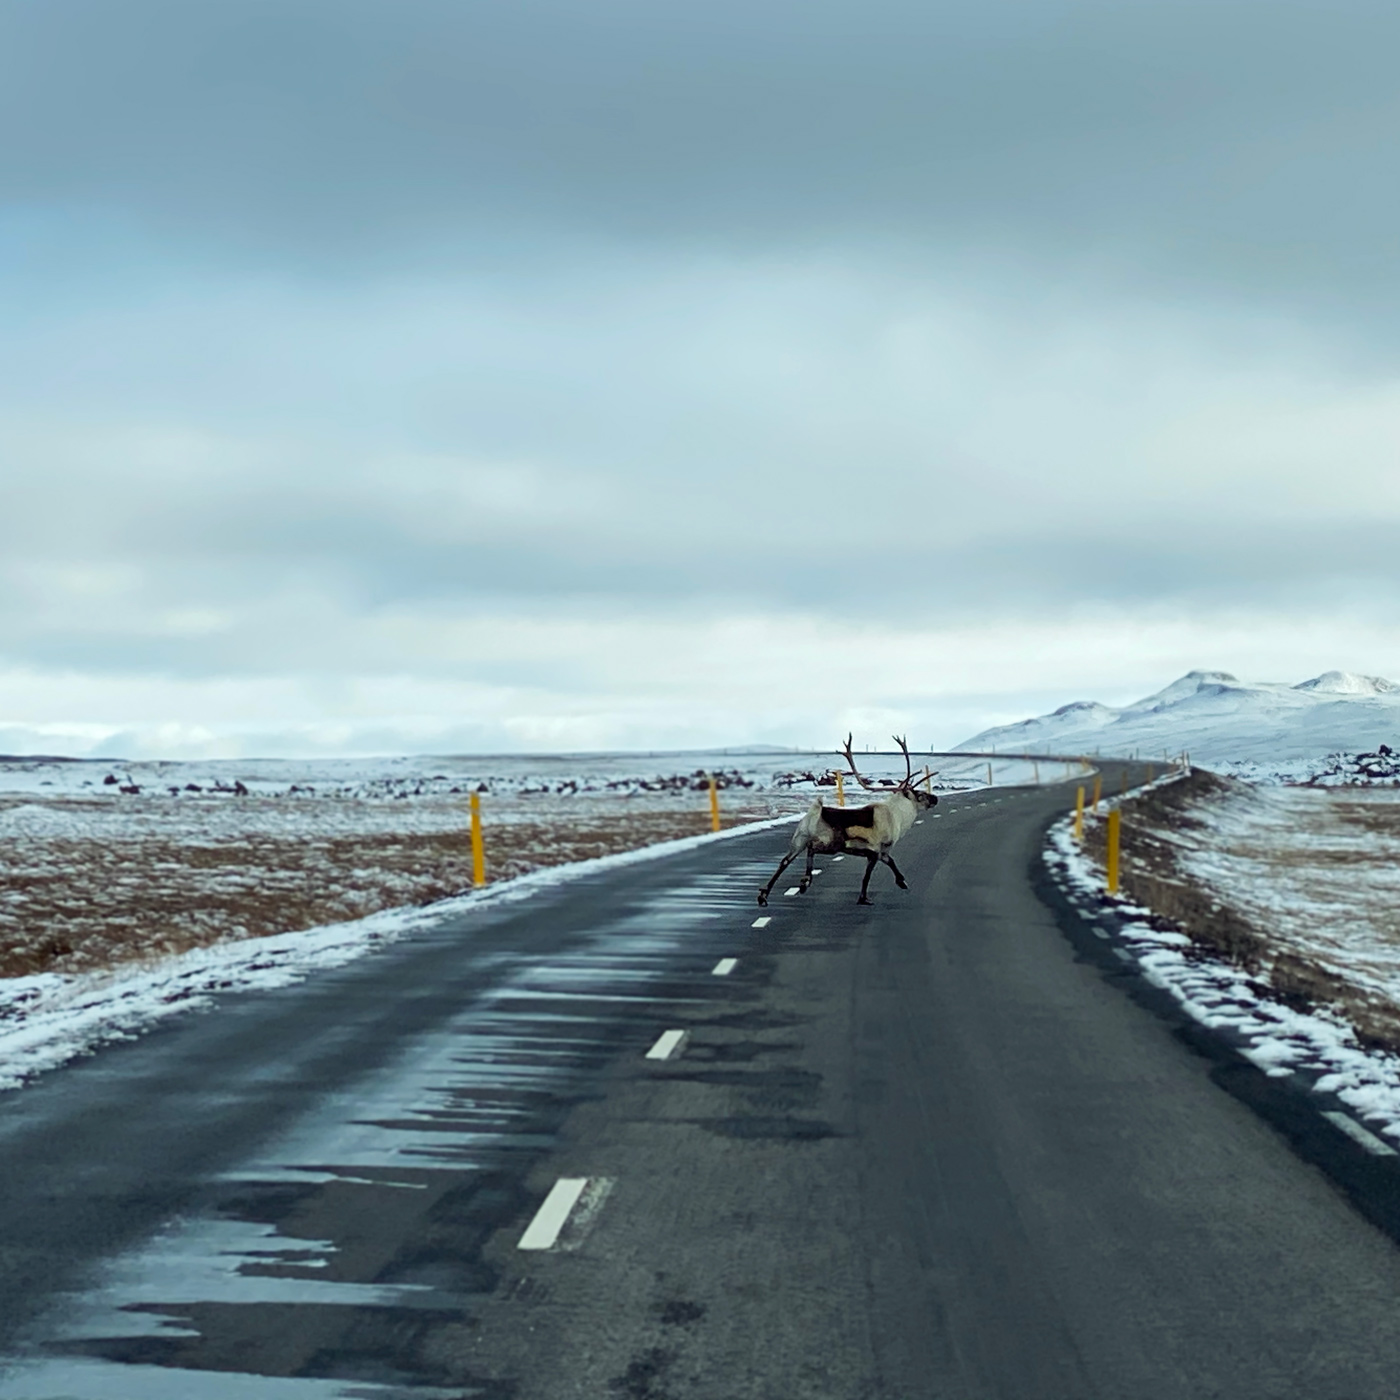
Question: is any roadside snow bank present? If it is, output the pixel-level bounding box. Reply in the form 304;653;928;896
1045;782;1400;1148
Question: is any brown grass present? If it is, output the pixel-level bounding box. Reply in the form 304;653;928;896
0;805;780;979
1093;773;1400;1053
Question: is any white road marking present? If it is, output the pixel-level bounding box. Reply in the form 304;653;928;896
784;886;801;896
831;854;845;861
751;916;771;928
932;814;943;819
1093;929;1110;940
811;868;823;876
712;958;738;976
1323;1111;1398;1156
646;1029;687;1061
1113;948;1133;963
519;1177;590;1250
914;820;923;825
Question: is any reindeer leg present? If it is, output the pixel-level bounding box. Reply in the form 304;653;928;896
857;854;878;905
798;843;816;892
757;850;798;906
880;852;910;890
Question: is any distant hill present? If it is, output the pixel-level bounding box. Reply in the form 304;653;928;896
956;670;1400;763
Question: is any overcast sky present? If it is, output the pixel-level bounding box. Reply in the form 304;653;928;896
3;0;1400;757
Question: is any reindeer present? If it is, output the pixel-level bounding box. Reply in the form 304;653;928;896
757;736;938;906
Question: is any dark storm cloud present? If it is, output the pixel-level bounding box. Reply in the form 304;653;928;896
4;0;1400;316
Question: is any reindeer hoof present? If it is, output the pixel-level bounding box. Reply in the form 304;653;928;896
756;892;768;906
857;895;872;906
896;877;909;890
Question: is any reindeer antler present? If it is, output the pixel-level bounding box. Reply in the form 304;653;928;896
892;735;915;789
840;733;881;791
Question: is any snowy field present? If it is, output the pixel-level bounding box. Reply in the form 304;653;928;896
0;751;1029;970
0;750;831;979
1051;770;1400;1150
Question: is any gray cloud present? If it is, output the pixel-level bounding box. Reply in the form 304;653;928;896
4;0;1400;752
4;1;1400;320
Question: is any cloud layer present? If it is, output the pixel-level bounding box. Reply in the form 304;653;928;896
3;0;1399;755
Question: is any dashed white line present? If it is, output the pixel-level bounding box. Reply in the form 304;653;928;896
1093;928;1110;940
811;868;823;876
1323;1111;1398;1156
1113;948;1133;963
751;916;771;928
784;886;801;897
646;1029;687;1061
831;855;845;861
519;1177;589;1250
712;958;738;976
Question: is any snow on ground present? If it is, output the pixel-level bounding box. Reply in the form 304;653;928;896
0;752;835;979
0;748;1021;802
1213;745;1400;786
960;668;1400;767
0;817;795;1093
0;746;1051;1089
1159;781;1400;1041
1046;773;1400;1148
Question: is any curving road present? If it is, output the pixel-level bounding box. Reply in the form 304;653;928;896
3;776;1400;1397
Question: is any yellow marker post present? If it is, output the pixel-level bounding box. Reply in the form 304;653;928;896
1092;775;1102;812
1147;763;1155;782
923;765;933;792
1074;785;1085;842
469;791;486;888
835;771;845;806
1106;808;1121;894
708;774;721;833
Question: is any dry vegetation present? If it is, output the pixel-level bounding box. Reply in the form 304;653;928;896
1093;772;1400;1052
0;793;798;978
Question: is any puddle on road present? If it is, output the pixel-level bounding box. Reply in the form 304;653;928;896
0;864;775;1399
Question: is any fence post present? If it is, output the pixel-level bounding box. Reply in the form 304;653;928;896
470;790;486;888
986;762;993;787
1074;785;1085;842
708;774;721;832
1033;760;1040;785
1106;808;1121;893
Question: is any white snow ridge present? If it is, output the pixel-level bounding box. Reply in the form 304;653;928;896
958;670;1400;766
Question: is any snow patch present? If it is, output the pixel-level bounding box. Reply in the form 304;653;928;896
1044;809;1400;1148
1293;670;1397;696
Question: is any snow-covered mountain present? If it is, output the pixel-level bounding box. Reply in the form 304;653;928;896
956;670;1400;765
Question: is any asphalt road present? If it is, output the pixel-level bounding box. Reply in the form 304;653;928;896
4;777;1400;1398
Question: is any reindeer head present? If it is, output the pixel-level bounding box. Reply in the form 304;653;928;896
839;734;939;808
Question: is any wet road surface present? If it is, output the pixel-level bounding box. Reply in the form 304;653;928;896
3;779;1400;1397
